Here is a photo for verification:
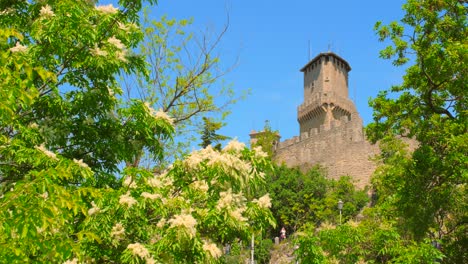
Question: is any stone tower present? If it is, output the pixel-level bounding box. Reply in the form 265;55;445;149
298;52;358;134
269;52;381;188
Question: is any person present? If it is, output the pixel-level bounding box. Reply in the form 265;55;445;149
225;243;231;255
280;227;286;241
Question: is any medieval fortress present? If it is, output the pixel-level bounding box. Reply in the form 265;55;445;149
251;52;381;188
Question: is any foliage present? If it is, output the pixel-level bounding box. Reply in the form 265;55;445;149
250;120;280;158
367;0;467;261
254;238;273;264
295;212;444;263
199;117;230;150
123;13;241;167
0;1;275;263
266;165;368;234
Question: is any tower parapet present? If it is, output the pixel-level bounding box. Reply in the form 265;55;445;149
298;52;357;134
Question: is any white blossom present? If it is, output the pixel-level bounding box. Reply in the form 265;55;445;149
168;213;197;237
253;146;268;158
146;257;157;264
111;223;125;239
254;193;271;208
229;207;247;222
184;145;253;183
146;172;171;188
39;5;55;18
88;201;100;216
141;192;161;200
63;258;78;264
91;46;107;57
143;102;174;125
116;50;128;63
107;36;125;50
40;192;48;199
123;176;137;189
36;226;44;234
0;8;15;15
73;158;89;169
147;177;163;188
216;189;245;210
223;138;245;153
95;4;118;14
29;123;39;129
156;218;166;228
202;240;222;259
107;87;114;97
119;192;137;207
154;109;174;125
117;22;130;31
35;144;58;160
191;180;209;192
127;242;150;259
9;42;27;53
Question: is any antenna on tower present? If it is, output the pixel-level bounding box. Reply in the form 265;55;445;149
308;40;311;60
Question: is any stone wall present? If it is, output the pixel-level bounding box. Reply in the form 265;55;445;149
275;116;380;189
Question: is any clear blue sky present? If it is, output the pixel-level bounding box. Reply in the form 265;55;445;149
150;0;408;144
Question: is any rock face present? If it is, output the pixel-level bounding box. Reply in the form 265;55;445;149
270;52;380;188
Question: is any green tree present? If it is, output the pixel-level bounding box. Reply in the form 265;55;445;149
368;0;467;261
0;1;276;262
199;117;230;150
296;215;444;264
266;165;368;234
251;120;280;158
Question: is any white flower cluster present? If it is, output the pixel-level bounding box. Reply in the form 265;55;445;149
73;158;89;169
190;180;209;192
10;42;27;53
127;242;150;259
107;36;125;50
222;138;245;153
216;189;246;210
229;207;247;222
95;4;118;14
253;193;272;209
111;222;125;240
107;36;127;62
0;8;14;15
143;102;174;126
168;213;197;237
141;192;161;200
123;176;137;189
146;172;172;189
35;144;58;160
156;218;166;228
252;146;268;159
119;192;137;207
29;123;39;129
91;46;107;57
88;201;100;216
62;258;78;264
202;240;222;259
39;5;55;18
185;145;252;176
117;22;138;32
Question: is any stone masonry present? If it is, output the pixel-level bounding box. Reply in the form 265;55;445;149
258;52;381;188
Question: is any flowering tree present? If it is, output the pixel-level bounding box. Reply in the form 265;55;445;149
0;1;275;263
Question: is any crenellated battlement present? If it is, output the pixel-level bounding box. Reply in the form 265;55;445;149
277;113;364;150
